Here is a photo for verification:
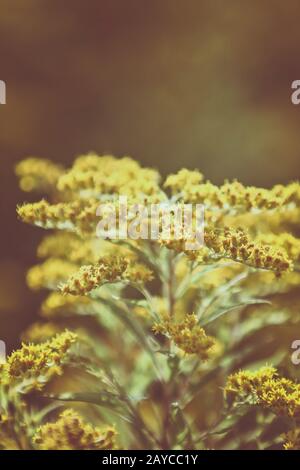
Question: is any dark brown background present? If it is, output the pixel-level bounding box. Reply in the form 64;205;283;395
0;0;300;350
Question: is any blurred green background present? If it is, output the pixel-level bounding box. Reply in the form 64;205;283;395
0;0;300;350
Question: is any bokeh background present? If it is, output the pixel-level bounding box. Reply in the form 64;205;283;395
1;0;300;351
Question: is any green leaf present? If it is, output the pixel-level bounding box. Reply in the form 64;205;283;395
200;299;271;326
176;262;235;299
45;391;132;422
198;270;249;317
45;391;120;407
98;297;163;381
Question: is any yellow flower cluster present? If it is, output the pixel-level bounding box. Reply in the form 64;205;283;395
15;157;64;193
204;227;292;274
57;153;164;202
162;227;292;275
32;409;117;450
60;257;153;296
60;257;128;295
40;292;96;318
225;367;300;417
37;232;97;264
164;171;300;213
27;258;78;290
0;331;76;390
37;233;135;266
153;314;215;358
164;168;204;194
21;322;62;343
255;232;300;263
283;428;300;450
124;262;154;284
222;205;300;235
17;198;101;234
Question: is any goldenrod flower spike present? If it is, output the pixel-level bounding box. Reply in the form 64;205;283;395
60;257;129;295
15;157;64;193
225;367;300;418
37;232;97;264
40;292;96;318
37;233;133;265
32;409;117;450
204;227;293;274
153;314;215;358
164;170;300;213
17;199;100;234
56;153;164;202
283;428;300;450
124;262;154;284
162;226;293;275
255;232;300;263
60;257;153;295
0;331;77;391
164;168;204;194
26;258;78;290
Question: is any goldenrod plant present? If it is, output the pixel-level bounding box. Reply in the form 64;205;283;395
3;153;299;449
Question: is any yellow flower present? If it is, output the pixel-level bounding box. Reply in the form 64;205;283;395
162;226;292;275
60;257;153;295
27;258;78;290
164;172;300;213
40;292;96;318
32;409;117;450
60;257;128;295
37;232;96;264
153;313;215;358
283;428;300;450
0;331;77;391
124;262;154;284
225;367;300;417
57;153;163;202
17;199;100;235
255;232;300;263
164;168;204;194
37;233;136;265
15;157;64;193
204;227;292;274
